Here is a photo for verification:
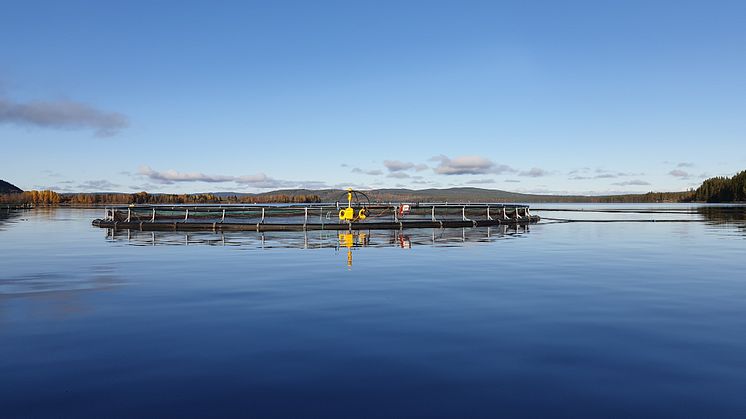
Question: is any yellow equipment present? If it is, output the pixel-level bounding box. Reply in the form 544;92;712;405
338;188;368;222
339;207;354;221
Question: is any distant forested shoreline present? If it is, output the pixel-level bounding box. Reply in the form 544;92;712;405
688;170;746;203
1;170;744;206
0;191;322;206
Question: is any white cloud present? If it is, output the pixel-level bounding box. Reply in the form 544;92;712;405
138;166;236;183
137;165;326;189
431;155;515;175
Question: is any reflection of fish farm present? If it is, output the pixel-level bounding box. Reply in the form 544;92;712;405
105;224;530;247
104;225;531;266
93;195;539;232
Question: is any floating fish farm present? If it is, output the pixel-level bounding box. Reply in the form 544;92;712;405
92;190;540;232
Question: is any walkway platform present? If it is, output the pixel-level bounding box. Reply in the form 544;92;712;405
92;203;540;232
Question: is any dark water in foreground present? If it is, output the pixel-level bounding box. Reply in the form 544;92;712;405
1;206;745;418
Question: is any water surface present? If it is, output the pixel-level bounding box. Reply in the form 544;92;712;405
1;206;745;417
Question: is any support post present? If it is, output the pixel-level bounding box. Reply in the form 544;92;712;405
127;208;131;222
304;207;308;228
151;208;156;222
184;208;189;221
221;209;225;223
431;206;436;222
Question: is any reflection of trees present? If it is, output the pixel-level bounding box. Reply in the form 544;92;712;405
0;209;24;231
698;206;746;233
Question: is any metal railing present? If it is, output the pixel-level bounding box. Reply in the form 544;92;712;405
103;203;532;226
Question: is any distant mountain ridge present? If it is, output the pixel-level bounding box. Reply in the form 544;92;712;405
203;187;688;203
204;187;546;201
0;180;23;194
0;185;695;204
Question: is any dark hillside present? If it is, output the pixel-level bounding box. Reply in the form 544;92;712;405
691;170;746;202
0;180;23;194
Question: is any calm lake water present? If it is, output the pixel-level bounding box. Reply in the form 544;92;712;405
1;205;745;417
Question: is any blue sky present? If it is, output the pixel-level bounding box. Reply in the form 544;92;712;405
1;0;745;195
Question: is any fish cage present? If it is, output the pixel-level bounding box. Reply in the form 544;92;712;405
92;202;539;232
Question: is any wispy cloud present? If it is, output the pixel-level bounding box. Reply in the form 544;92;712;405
33;184;74;192
612;179;651;186
431;155;515;175
138;165;326;189
569;168;644;180
41;169;63;178
677;162;695;168
384;160;414;172
669;169;690;178
568;167;591;175
387;172;411;179
383;160;428;172
0;97;128;137
519;167;549;177
351;168;383;176
77;180;121;191
464;178;495;185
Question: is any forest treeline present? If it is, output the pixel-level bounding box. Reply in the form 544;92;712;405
0;191;321;206
1;170;744;205
0;189;694;205
690;170;746;203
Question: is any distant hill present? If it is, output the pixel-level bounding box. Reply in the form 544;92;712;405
0;180;23;194
208;187;690;204
1;185;693;205
247;187;540;202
